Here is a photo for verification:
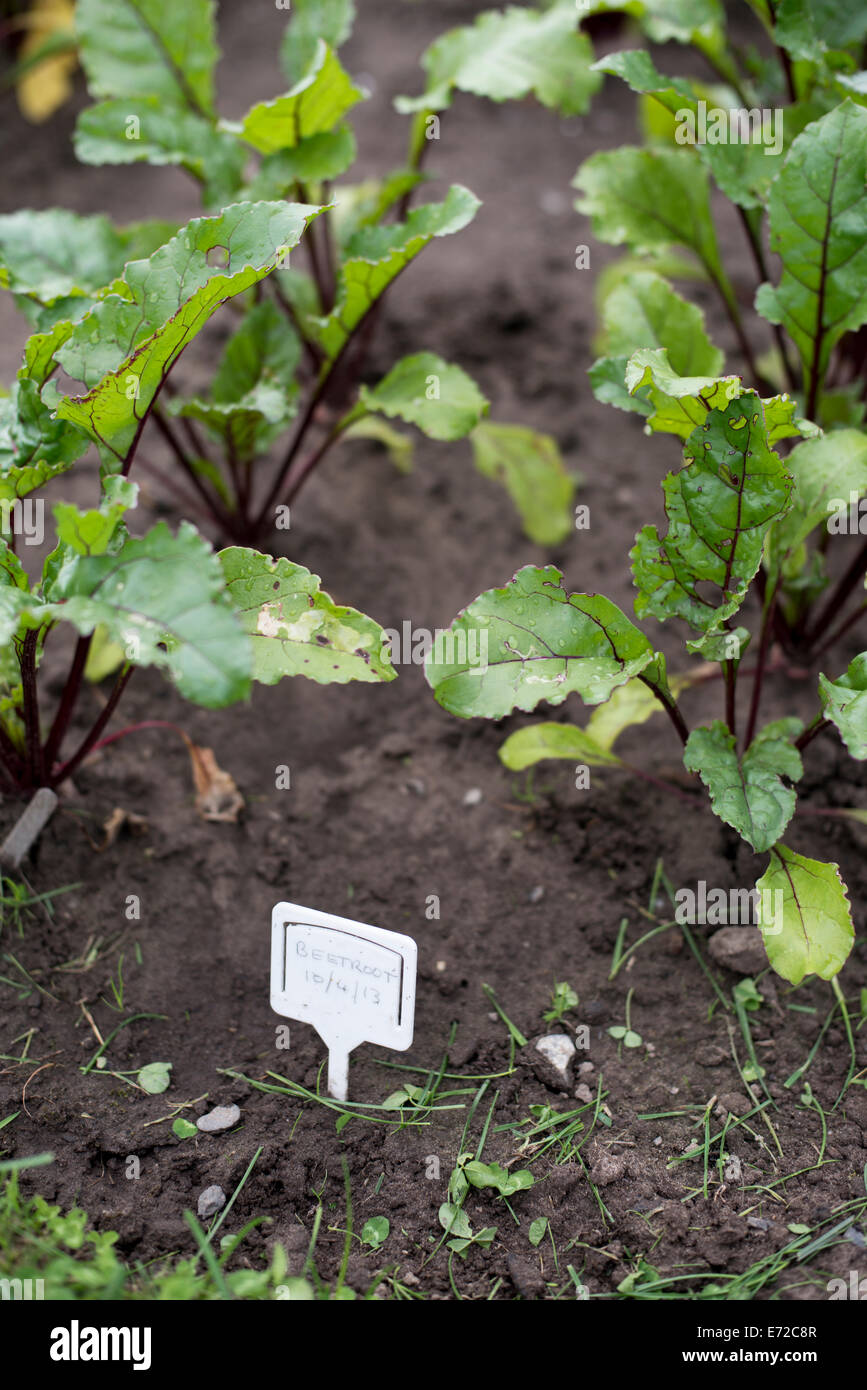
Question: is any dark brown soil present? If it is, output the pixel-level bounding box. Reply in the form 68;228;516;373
0;1;865;1301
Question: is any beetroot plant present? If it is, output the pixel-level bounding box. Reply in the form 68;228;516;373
0;0;574;551
425;383;862;989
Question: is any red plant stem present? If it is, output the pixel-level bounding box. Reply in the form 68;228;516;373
803;536;867;649
18;629;42;786
42;634;92;777
743;584;778;750
89;718;189;754
52;667;134;786
150;407;232;529
795;717;830;753
638;674;689;746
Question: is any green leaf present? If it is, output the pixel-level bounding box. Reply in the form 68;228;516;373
357;353;488;442
43;522;251;708
775;0;867;61
55;201;322;464
228;43;362;156
360;1217;389;1249
172;1117;198;1139
757;845;854;984
766;428;867;576
819;653;867;758
342;416;413;473
585;674;687;750
77;0;218;116
624;348;743;438
52;477;138;557
596;270;724;378
632;394;794;632
75;99;244;208
396;3;601;116
0;379;90;503
315;187;480;361
218;548;396;687
588;356;652;417
684;719;803;852
425;564;657;720
281;0;355;84
138;1062;172;1095
595;50;804;211
0;210;171;312
574;147;730;298
246;127;357;197
756;102;867;413
438;1203;472;1240
470;422;574;546
499;723;622;772
170;300;301;461
463;1161;534;1197
528;1217;548;1247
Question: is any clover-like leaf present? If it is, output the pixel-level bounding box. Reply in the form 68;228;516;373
137;1062;172;1095
462;1160;534;1197
819;653;867;758
425;564;658;720
632;394;794;632
218;548;396;687
684;719;803;852
756;845;854;984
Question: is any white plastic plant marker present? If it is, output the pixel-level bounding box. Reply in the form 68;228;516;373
270;902;417;1102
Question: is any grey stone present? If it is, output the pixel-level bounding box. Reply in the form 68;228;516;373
197;1185;226;1219
535;1034;576;1079
197;1104;241;1133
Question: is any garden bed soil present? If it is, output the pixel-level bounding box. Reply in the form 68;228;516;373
0;1;865;1300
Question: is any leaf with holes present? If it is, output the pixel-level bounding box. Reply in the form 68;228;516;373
425;564;658;720
218;547;396;687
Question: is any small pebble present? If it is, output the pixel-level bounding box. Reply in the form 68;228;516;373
747;1216;770;1232
535;1033;576;1079
197;1104;241;1133
528;885;545;904
462;788;482;806
574;1083;594;1104
197;1185;226;1219
653;1136;662;1146
435;960;446;972
578;1062;595;1076
405;778;426;797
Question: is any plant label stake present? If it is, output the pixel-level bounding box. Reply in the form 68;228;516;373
270;902;417;1101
